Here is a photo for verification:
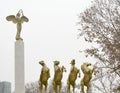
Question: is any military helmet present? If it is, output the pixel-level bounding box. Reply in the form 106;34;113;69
70;59;75;65
53;60;60;65
39;60;45;66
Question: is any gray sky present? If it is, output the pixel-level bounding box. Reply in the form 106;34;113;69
0;0;95;91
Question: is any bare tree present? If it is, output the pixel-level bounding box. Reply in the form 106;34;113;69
25;80;80;93
25;81;39;93
78;0;120;92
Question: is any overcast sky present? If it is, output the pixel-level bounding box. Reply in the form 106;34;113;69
0;0;95;91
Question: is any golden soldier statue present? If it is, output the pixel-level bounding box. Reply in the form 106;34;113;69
67;59;80;93
81;62;96;93
53;61;66;93
39;61;50;93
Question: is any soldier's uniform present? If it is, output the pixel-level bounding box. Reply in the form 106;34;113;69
67;59;80;93
39;61;50;93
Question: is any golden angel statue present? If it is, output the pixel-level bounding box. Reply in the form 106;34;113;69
6;9;29;40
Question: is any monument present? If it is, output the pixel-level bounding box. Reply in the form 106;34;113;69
53;61;66;93
67;59;80;93
39;61;50;93
80;62;96;93
6;10;29;93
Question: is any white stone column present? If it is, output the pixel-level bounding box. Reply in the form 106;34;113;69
15;40;25;93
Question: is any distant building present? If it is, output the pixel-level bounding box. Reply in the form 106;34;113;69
0;81;11;93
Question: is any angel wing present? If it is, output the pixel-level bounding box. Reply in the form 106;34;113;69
21;16;29;23
6;15;17;24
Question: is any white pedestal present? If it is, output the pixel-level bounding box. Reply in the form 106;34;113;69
15;40;25;93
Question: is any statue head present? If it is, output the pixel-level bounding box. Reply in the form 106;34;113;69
53;60;60;65
70;59;75;65
16;12;21;17
81;62;92;73
83;62;91;67
39;60;45;66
